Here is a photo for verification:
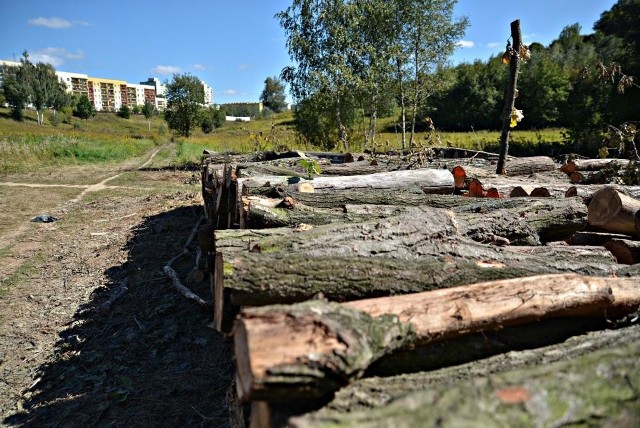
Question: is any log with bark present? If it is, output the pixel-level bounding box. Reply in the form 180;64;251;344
290;324;640;428
603;238;640;265
587;187;640;237
238;167;455;194
568;231;636;246
238;197;587;250
503;156;557;176
228;245;620;306
247;187;486;210
560;158;631;174
233;274;640;402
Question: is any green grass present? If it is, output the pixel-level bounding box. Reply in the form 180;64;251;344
1;107;567;171
0;109;158;173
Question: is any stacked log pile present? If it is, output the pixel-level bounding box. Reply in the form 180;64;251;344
199;150;640;427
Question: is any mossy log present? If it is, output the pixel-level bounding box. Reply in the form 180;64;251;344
239;198;587;249
233;274;640;402
229;245;620;306
290;324;640;428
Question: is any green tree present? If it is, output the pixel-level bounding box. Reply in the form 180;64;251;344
278;0;361;150
260;76;288;112
31;62;62;125
431;58;505;131
73;94;96;123
595;0;640;75
142;101;155;130
392;0;468;148
163;73;205;137
51;81;72;118
518;50;572;128
117;104;131;119
277;0;467;150
1;51;33;121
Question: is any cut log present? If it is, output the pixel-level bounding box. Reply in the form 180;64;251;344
238;167;455;194
503;156;556;176
290;325;640;428
567;231;635;246
603;238;640;265
228;246;620;306
233;274;640;402
452;165;466;189
241;199;587;257
529;187;551;197
509;186;529;197
317;161;386;176
468;179;485;197
255;188;481;210
587;187;640;236
561;158;631;173
245;202;360;228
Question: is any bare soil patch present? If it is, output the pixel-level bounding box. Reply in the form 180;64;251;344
0;157;234;426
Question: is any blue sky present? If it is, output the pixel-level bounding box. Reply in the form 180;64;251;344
1;0;618;104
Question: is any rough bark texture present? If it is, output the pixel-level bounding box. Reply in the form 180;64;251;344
260;189;483;210
290;324;640;428
561;158;631;173
234;300;414;402
237;199;587;260
233;274;640;403
229;247;620;306
239;167;455;194
568;231;635;246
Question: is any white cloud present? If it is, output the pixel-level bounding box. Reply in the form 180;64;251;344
152;65;181;75
28;17;90;29
238;64;250;70
193;64;207;71
457;40;474;48
487;42;501;49
29;47;85;66
222;89;238;96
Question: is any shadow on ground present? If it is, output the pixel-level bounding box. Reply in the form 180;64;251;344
4;204;234;427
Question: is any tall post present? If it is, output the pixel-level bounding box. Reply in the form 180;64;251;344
496;20;522;175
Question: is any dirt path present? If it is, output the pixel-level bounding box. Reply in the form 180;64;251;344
0;148;233;426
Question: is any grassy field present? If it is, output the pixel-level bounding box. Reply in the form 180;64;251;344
0;107;567;173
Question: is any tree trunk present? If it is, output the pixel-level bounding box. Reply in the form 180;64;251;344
496;20;522;175
587;187;640;237
568;231;635;246
236;199;587;257
239;167;454;195
503;156;557;175
233;274;640;402
228;246;620;307
290;324;640;428
560;158;631;173
603;238;640;265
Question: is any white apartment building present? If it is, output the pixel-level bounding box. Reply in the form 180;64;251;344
2;60;215;112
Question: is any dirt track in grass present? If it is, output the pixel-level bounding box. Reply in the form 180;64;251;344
0;147;235;427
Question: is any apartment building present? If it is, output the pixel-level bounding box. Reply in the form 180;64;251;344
202;81;214;106
1;60;214;112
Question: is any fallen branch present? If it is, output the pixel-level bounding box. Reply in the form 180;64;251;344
98;279;129;314
163;265;211;307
